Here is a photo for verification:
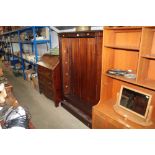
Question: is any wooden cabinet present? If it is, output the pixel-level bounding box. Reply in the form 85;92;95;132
59;31;103;127
37;55;62;107
93;104;143;129
93;110;125;129
93;26;155;129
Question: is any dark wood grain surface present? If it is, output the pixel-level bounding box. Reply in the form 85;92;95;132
38;56;62;107
59;31;103;126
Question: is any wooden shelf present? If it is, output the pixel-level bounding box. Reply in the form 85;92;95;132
140;27;155;56
105;45;139;51
138;80;155;90
104;28;141;51
141;54;155;59
104;26;142;30
106;73;137;85
106;73;155;91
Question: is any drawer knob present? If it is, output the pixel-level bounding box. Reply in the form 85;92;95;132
65;61;68;64
65;85;68;88
77;34;79;37
87;33;90;36
65;73;69;76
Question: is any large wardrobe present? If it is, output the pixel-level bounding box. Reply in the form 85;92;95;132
59;31;103;127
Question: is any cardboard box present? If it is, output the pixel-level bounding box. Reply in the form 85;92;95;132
31;76;39;91
0;68;3;76
25;69;33;81
40;27;49;40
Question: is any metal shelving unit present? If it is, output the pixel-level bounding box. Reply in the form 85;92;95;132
0;26;52;79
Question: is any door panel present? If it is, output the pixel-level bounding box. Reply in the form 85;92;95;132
60;33;102;108
70;38;97;105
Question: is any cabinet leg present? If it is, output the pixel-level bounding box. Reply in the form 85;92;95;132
55;103;59;107
55;101;60;107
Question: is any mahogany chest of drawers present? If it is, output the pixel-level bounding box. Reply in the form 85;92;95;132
37;55;62;107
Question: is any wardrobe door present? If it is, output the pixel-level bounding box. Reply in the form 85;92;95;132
70;37;98;105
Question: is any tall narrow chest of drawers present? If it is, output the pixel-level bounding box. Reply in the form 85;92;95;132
37;55;62;107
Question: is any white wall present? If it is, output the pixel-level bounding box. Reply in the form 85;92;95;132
51;30;59;48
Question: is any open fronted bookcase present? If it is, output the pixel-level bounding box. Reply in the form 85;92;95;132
93;26;155;129
137;27;155;90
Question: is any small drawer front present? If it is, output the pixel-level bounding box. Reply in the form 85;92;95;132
38;66;52;78
44;89;54;100
93;110;129;129
46;81;53;87
39;83;46;91
38;71;52;79
45;86;54;93
38;77;53;87
105;117;122;129
102;114;129;129
39;84;54;99
39;81;54;91
38;65;47;72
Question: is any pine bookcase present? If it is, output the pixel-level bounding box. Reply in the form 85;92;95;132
93;26;155;129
